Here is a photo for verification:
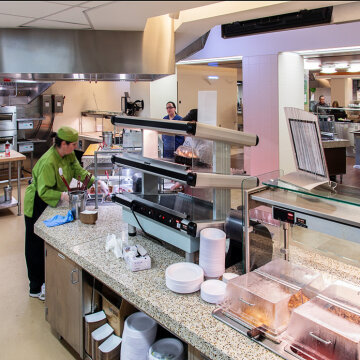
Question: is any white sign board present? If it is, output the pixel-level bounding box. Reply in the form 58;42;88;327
198;91;217;126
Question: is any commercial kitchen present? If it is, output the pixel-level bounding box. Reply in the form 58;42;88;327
1;2;360;360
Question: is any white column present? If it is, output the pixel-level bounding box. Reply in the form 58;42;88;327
243;54;279;176
278;52;304;174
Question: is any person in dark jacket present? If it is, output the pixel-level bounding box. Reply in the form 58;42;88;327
330;100;348;121
162;101;184;158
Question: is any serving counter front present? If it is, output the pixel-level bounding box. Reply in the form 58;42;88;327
34;203;360;360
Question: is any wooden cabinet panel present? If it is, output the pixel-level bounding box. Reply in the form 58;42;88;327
45;244;83;356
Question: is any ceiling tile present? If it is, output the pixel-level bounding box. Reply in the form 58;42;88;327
87;1;216;30
21;19;91;29
0;1;70;18
0;13;35;28
45;6;88;24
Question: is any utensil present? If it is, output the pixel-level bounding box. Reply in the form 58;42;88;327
77;176;81;190
69;190;87;220
102;131;113;149
82;174;91;191
59;168;71;192
3;185;12;202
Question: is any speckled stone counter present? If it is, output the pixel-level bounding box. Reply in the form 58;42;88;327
322;138;350;148
35;205;282;360
34;204;360;360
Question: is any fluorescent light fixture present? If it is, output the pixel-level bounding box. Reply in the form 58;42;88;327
304;60;321;70
348;64;360;73
207;75;219;80
320;66;336;74
177;55;242;65
335;62;349;70
298;46;360;56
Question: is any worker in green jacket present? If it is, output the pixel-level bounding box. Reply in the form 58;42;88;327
24;126;108;300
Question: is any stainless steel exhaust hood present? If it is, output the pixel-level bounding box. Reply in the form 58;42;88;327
0;15;175;82
0;81;53;105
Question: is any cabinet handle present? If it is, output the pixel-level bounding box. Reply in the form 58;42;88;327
71;269;79;284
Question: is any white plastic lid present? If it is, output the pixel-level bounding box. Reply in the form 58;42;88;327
85;310;106;324
91;323;114;341
98;334;122;353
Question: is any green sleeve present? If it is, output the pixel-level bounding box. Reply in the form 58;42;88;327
71;154;95;188
37;163;62;207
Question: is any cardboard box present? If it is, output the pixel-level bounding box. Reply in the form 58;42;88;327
102;295;137;337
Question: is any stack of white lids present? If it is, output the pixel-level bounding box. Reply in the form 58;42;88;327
165;262;204;294
148;338;184;360
200;280;227;304
121;312;157;360
98;334;122;360
199;228;226;279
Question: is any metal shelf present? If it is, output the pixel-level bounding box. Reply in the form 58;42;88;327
17;117;45;122
0;196;18;210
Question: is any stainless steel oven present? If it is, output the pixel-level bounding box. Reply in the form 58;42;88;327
0;106;17;151
0;106;16;131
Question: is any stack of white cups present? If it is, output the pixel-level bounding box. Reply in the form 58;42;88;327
199;228;226;279
120;312;157;360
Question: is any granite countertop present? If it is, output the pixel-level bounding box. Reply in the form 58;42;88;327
35;205;282;360
322;138;350;148
35;204;360;360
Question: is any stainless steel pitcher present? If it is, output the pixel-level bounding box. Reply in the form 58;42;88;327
69;190;87;220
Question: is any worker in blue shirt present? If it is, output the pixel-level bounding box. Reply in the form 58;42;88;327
162;101;184;158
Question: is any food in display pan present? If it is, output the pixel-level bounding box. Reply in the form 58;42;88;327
283;280;360;360
174;146;209;168
221;260;323;338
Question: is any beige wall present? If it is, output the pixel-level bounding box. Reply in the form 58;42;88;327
330;78;353;107
177;64;238;129
150;74;177;118
44;81;130;133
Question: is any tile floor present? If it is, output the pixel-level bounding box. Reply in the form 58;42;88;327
0;184;77;360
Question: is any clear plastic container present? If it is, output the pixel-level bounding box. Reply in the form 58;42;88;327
256;259;325;298
284;285;360;360
221;260;324;337
222;272;303;336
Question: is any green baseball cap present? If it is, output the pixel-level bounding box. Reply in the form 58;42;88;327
57;126;78;143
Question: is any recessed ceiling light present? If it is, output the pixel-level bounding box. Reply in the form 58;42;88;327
304;60;321;70
335;63;349;70
320;65;336;74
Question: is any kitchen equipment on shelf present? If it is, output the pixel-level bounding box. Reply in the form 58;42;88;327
102;131;113;149
165;262;204;294
111;114;259;261
199;228;226;279
69;190;87;220
201;279;227;304
283;280;360;360
121;311;157;360
3;185;12;202
148;338;185;360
